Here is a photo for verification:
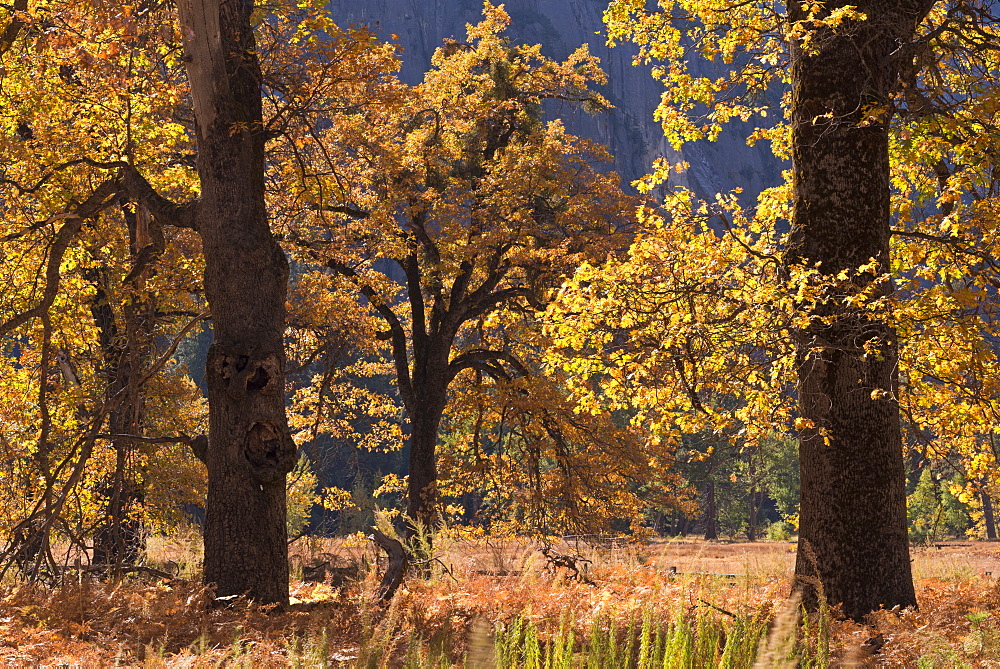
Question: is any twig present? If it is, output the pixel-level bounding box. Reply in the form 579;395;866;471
699;598;739;619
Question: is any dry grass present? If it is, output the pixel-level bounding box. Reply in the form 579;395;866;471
0;535;996;666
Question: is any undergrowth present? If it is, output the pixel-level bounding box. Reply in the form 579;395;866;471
0;537;997;666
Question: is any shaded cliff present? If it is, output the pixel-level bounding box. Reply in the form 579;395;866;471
326;0;784;200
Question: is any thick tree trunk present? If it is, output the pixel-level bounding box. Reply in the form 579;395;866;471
177;0;296;604
406;397;445;536
398;266;453;539
785;2;928;619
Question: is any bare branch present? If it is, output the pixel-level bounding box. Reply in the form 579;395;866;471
136;311;210;389
94;434;194;445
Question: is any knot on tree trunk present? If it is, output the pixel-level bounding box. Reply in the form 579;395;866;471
243;421;296;483
209;346;282;398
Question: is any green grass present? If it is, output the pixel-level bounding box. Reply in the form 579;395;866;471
491;607;770;668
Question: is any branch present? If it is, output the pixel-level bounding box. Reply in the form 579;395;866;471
0;0;27;59
448;349;529;383
0;159;196;235
325;259;415;410
136;311;210;389
670;344;708;415
69;564;182;580
1;159;197;285
84;159;198;231
313;204;370;219
460;247;509;315
0;158;103;196
449;260;475;306
368;528;407;602
94;434;194;445
403;253;429;353
464;285;545;323
0;180;119;338
123;204;166;285
890;227;1000;274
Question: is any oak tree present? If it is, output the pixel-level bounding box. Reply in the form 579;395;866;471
0;0;391;603
283;5;635;535
585;0;998;618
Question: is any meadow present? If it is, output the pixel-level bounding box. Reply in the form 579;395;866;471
0;533;998;667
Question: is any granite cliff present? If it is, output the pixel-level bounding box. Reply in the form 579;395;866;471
326;0;784;200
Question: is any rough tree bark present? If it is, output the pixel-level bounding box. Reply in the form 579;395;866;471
785;0;933;619
407;393;447;537
89;268;144;568
176;0;296;604
402;258;454;536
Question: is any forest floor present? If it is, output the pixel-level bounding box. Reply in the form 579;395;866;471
0;532;998;666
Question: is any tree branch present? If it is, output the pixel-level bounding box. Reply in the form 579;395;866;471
403;253;429;355
0;0;28;59
448;348;528;383
0;180;120;337
464;285;545;323
325;258;415;410
449;259;475;306
134;311;209;390
83;159;199;231
313;204;370;219
94;434;195;445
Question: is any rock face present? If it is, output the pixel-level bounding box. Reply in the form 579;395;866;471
326;0;783;199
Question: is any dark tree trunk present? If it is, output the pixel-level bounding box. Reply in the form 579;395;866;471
785;1;930;619
703;480;718;541
406;401;444;536
396;250;456;539
651;510;660;535
178;0;296;604
89;271;136;568
982;487;997;541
